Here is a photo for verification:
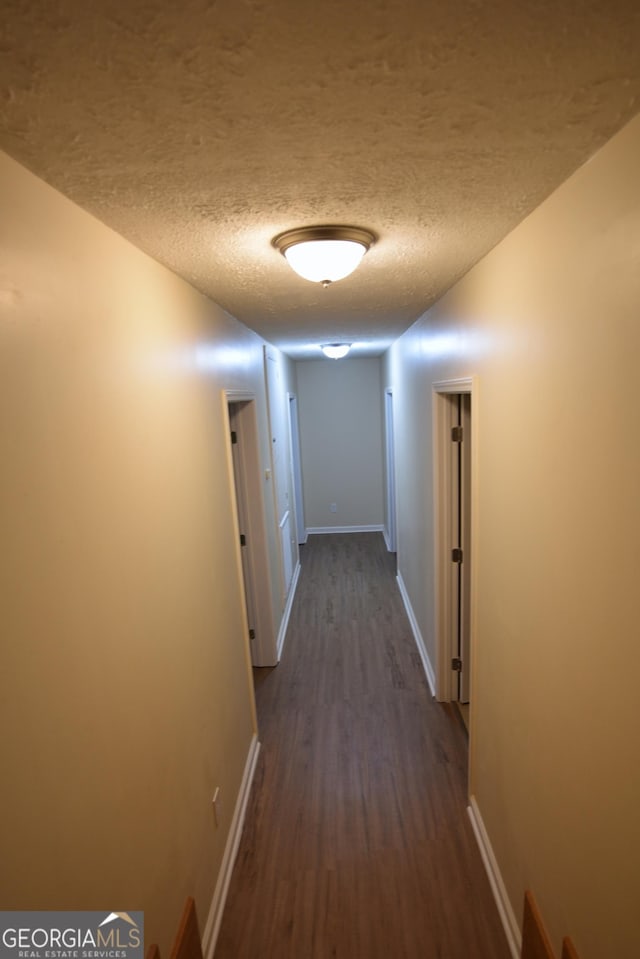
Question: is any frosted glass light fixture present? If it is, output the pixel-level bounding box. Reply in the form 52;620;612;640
273;226;375;286
321;343;351;359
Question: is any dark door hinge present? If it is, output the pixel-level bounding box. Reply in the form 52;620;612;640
240;533;246;547
451;547;463;563
249;628;256;640
230;430;238;444
452;657;462;672
451;425;463;443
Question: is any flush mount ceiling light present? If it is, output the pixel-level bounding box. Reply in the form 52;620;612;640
272;225;375;286
321;343;351;359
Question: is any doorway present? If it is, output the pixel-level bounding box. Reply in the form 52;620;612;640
226;393;278;667
433;379;474;726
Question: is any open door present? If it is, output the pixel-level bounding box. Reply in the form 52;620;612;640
229;402;259;664
454;393;472;704
226;395;278;667
288;394;306;545
264;348;298;604
434;380;474;722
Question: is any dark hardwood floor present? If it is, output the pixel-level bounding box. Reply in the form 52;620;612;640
215;532;510;958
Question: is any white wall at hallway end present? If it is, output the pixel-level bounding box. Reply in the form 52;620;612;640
296;358;385;529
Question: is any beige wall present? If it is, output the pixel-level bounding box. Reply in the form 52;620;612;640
384;113;640;957
0;152;282;952
296;357;384;531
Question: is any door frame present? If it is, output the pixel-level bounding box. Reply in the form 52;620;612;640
287;393;306;545
263;347;288;607
384;388;397;553
432;377;477;704
223;390;278;667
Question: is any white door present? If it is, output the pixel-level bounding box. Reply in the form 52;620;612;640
264;348;297;603
229;402;259;664
457;393;472;703
434;380;474;708
288;394;306;545
446;392;472;704
384;389;397;552
226;397;278;667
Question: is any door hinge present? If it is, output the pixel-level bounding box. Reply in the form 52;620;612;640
451;657;462;672
451;425;463;443
249;628;256;640
230;430;238;444
240;533;246;547
451;547;463;563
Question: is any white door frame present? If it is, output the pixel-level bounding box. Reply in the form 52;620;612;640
432;377;477;703
223;390;278;667
384;388;397;553
287;393;306;545
263;347;288;607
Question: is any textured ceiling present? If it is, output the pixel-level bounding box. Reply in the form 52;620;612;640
2;0;640;358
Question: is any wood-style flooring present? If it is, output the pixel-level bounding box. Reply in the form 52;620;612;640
215;532;510;958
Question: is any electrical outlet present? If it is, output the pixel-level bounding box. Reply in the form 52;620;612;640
330;503;337;513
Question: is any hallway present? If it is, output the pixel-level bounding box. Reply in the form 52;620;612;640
215;533;510;958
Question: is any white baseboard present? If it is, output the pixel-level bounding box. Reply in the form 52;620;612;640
396;571;436;697
383;527;395;552
305;524;384;535
202;734;261;959
467;797;521;959
277;559;301;659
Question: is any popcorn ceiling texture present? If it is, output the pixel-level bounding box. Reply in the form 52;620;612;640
2;0;639;356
